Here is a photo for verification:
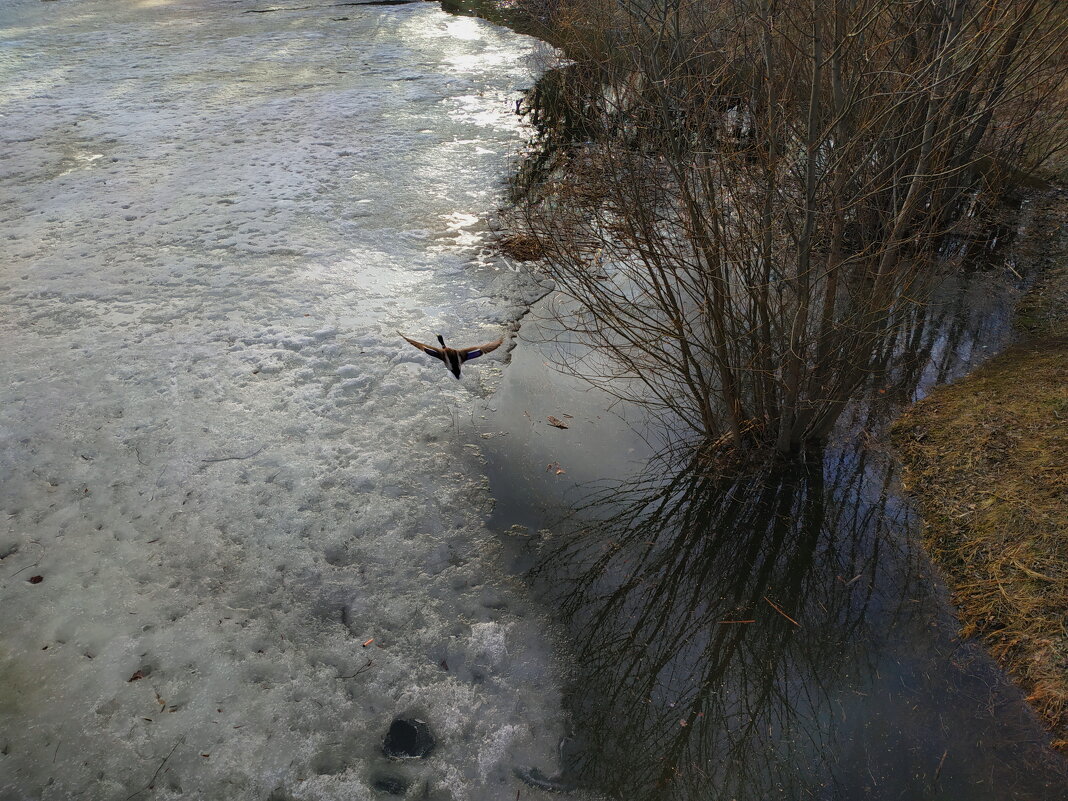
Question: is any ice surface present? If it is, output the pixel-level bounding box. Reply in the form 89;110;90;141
0;1;581;799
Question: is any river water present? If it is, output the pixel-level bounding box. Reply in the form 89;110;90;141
483;236;1068;799
0;2;576;799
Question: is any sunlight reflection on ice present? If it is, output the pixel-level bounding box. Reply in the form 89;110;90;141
0;3;566;800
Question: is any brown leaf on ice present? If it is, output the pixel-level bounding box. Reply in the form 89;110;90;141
28;575;44;584
128;670;145;682
546;416;569;429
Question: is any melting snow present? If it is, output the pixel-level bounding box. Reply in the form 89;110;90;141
0;1;573;799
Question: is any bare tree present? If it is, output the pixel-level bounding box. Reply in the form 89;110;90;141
515;0;1067;455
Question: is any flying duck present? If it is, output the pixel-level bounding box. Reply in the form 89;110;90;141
398;332;505;379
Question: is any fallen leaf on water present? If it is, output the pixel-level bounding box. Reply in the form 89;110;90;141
28;575;43;584
128;670;145;682
555;469;566;475
546;416;569;429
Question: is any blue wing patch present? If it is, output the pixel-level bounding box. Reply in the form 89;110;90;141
463;349;483;361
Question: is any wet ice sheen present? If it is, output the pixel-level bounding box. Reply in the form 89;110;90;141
0;1;572;799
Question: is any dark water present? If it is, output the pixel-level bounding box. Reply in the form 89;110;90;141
479;234;1068;799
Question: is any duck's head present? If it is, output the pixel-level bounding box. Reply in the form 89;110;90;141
437;334;446;348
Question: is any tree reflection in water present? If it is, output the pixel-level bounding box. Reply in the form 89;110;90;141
529;447;1066;799
508;258;1068;799
531;449;894;798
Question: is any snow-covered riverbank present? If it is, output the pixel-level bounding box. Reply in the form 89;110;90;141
0;2;572;798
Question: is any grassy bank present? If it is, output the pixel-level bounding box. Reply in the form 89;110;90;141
891;190;1068;752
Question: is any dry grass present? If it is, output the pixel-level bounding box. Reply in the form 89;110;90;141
891;191;1068;752
496;232;547;262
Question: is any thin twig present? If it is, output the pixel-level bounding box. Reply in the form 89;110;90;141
245;0;414;13
202;446;264;463
125;736;184;801
8;541;42;579
763;596;801;627
338;660;373;679
933;748;948;785
9;563;39;579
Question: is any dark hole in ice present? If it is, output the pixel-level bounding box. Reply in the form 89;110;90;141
371;774;409;795
382;718;435;759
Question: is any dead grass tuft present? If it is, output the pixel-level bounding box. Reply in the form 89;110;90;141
497;232;547;262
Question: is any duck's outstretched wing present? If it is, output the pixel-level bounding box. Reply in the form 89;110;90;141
398;332;445;361
460;335;505;362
